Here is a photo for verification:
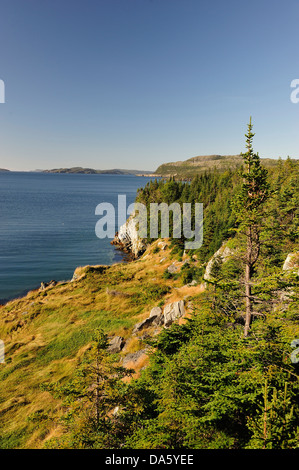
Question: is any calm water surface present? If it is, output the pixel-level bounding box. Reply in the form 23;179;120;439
0;172;153;303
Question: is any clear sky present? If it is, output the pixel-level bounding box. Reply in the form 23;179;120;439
0;0;299;171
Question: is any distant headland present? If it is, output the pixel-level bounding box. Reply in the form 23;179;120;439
41;167;155;176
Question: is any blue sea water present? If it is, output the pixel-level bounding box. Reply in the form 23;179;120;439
0;172;153;303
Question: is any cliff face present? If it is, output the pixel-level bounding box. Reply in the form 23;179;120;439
111;213;147;258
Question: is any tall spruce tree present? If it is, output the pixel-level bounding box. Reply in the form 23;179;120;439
233;118;270;337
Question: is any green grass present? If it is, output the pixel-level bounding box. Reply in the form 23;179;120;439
0;428;28;449
0;243;184;448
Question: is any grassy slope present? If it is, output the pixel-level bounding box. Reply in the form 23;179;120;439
0;241;201;449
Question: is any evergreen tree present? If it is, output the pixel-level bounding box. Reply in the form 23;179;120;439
43;328;133;448
232;118;270;336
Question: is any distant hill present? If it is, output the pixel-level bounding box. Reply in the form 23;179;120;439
154;154;289;178
41;167;154;176
0;168;10;172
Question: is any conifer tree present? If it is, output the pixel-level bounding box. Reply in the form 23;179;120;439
233;118;270;336
43;328;133;448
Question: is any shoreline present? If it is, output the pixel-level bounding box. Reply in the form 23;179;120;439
0;241;135;307
0;172;150;307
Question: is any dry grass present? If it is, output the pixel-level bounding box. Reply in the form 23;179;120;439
0;238;203;448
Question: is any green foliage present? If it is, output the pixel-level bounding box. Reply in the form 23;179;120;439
123;301;299;449
43;328;134;449
121;124;299;449
180;262;204;285
136;170;240;263
247;380;299;449
0;429;28;449
136;284;170;304
233;117;270;218
47;136;298;450
3;128;298;449
39;137;299;450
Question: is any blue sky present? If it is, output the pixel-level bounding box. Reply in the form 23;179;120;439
0;0;299;171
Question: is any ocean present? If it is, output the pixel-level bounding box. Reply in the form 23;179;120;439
0;172;153;303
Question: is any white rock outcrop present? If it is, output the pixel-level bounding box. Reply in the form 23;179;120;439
163;300;185;327
204;243;235;281
132;301;186;334
282;252;299;273
112;213;147;258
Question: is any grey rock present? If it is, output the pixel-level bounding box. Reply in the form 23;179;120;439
149;307;162;317
122;349;148;367
106;288;131;298
149;306;164;326
158;241;168;250
40;280;57;290
113;213;147;258
163;300;185;327
133;307;164;333
278;252;299;306
108;336;125;353
167;263;179;273
132;316;156;334
282;252;299;273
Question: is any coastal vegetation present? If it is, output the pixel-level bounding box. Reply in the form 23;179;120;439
0;121;298;449
154;154;285;179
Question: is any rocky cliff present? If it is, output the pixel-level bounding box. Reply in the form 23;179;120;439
111;213;147;258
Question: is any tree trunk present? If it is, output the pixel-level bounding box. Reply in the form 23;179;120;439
244;227;252;337
244;262;252;337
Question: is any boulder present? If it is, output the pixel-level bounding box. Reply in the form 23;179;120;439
40;280;57;290
106;288;131;298
122;349;148;367
132;316;157;334
167;263;179;273
163;300;185;327
132;307;164;334
149;306;164;326
282;252;299;273
279;252;299;305
108;336;125;353
158;241;168;250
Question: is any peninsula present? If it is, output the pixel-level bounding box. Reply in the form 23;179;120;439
41;167;154;175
